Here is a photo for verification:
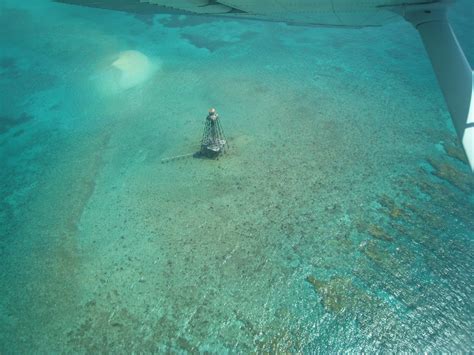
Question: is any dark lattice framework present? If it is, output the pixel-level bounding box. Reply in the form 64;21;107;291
200;109;227;158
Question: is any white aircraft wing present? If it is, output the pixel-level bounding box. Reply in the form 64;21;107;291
54;0;422;26
54;0;474;171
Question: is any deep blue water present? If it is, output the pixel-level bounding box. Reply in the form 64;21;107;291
0;0;473;352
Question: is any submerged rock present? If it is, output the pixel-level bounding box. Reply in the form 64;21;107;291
306;275;372;314
427;158;474;194
444;143;469;165
379;195;405;219
0;112;33;134
367;225;394;242
355;220;394;242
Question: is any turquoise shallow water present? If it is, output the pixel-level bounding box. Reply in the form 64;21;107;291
1;0;473;352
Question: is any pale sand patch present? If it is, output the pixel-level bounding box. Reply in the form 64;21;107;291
95;50;161;94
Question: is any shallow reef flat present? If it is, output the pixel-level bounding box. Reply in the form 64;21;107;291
0;0;473;352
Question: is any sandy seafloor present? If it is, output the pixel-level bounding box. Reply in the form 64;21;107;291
1;0;473;352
